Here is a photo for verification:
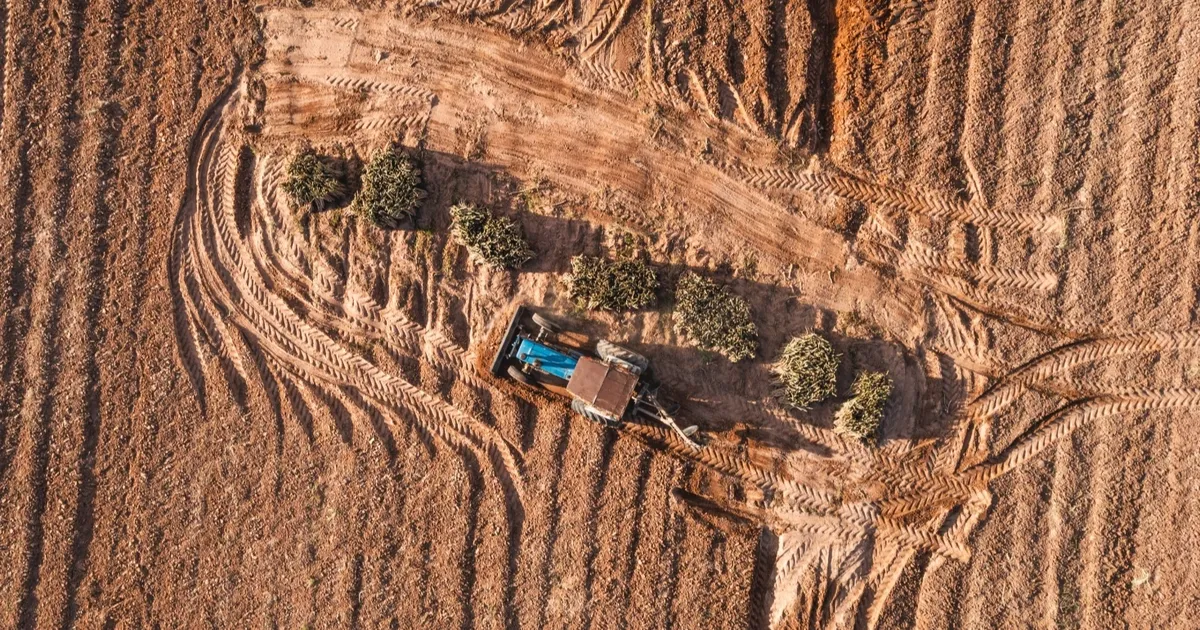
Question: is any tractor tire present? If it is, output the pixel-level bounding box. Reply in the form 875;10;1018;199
507;365;533;385
572;398;620;427
531;312;561;334
596;339;649;375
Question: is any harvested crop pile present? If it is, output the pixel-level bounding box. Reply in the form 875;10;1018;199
566;255;658;311
773;333;839;409
282;149;344;211
354;146;423;228
673;272;757;362
835;371;892;441
450;202;533;268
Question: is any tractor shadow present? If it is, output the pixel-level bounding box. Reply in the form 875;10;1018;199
509;259;965;454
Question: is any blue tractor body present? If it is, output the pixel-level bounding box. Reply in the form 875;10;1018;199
512;337;579;382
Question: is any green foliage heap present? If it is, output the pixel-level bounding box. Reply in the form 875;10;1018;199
450;202;534;269
354;147;423;228
282;150;344;211
773;334;840;409
567;255;658;311
835;371;893;442
672;272;757;362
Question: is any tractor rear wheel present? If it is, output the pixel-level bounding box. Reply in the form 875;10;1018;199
596;339;649;374
572;398;620;427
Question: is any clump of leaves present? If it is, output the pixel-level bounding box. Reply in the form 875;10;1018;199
835;371;893;442
673;272;757;362
567;255;658;311
773;334;839;409
449;202;489;241
282;150;345;211
354;147;423;228
450;202;534;269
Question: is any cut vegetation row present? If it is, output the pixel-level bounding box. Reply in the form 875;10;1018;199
281;143;892;441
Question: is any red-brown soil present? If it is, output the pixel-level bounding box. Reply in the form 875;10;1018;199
3;0;1199;628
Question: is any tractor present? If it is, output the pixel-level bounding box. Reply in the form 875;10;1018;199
490;306;701;448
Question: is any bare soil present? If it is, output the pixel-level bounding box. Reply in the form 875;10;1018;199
2;0;1199;628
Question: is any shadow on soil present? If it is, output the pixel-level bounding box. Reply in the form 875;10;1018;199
312;147;964;452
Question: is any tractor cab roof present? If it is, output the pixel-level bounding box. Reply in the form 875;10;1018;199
567;356;638;418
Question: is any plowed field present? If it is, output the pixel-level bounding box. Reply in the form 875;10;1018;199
2;0;1198;628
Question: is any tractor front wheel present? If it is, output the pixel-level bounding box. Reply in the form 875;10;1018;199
531;312;562;335
507;365;533;385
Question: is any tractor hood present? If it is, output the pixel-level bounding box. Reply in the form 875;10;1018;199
514;338;579;381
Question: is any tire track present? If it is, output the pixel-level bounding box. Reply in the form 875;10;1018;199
570;430;618;630
174;83;530;555
174;74;541;630
252;154;501;402
578;57;637;93
955;0;1011;268
865;1;931;177
168;77;243;419
315;75;435;103
1054;0;1133;327
1168;0;1200;324
728;162;1063;235
991;0;1051;264
443;0;502;17
246;7;1200;626
1102;5;1177;331
529;408;572;630
266;352;317;443
877;389;1200;523
58;0;131;624
895;238;1058;295
0;0;7;131
1040;424;1088;627
0;0;38;574
655;363;882;472
333;114;429;134
1029;0;1093;314
621;422;837;514
622;451;674;624
11;0;86;624
575;0;635;56
966;329;1200;429
912;0;973;190
859;545;907;628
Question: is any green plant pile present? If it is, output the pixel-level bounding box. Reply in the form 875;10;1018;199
566;255;658;311
834;371;892;442
450;202;534;269
354;147;423;228
773;333;839;409
672;272;757;362
282;150;343;211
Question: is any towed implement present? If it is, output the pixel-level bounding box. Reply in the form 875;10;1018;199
491;306;701;448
